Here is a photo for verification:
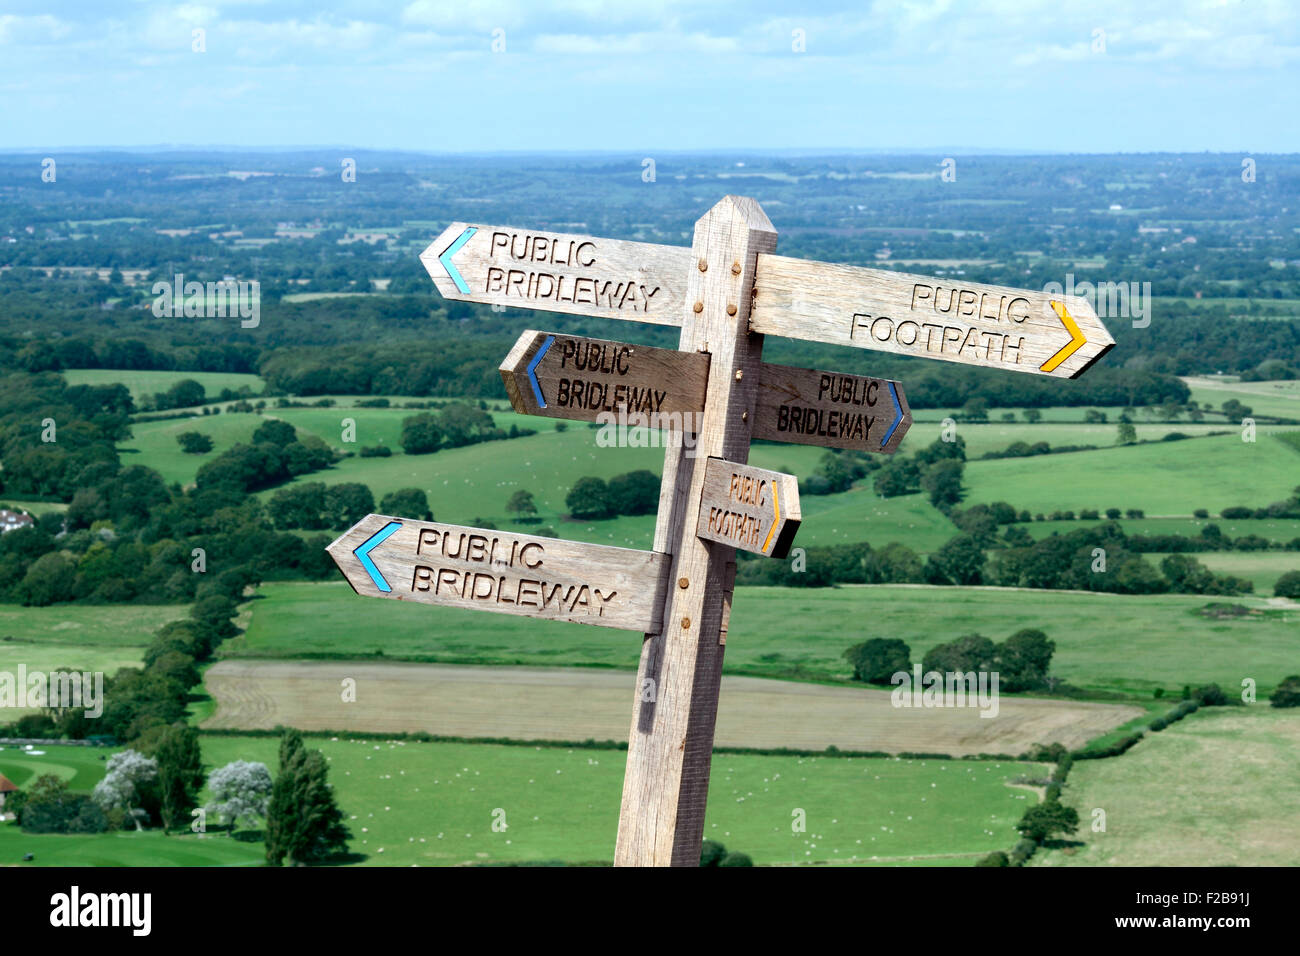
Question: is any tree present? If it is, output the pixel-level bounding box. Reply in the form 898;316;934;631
921;459;965;510
926;533;986;585
153;724;203;831
873;458;921;498
961;397;989;422
506;489;539;523
19;773;108;834
437;403;497;447
1270;675;1300;709
207;760;274;831
844;638;912;684
401;413;442;455
606;470;660;516
700;839;727;866
161;379;206;410
567;476;613;520
380;488;432;521
1221;398;1252;420
252;419;298;447
16;552;79;606
815;453;855;493
1016;801;1079;843
266;731;350;865
325;482;375;530
269;482;328;530
922;633;996;675
997;628;1056;691
1022;408;1042;423
1274;571;1300;599
976;850;1009;866
91;750;159;830
1116;421;1137;445
863;542;924;583
718;851;754;867
177;431;214;454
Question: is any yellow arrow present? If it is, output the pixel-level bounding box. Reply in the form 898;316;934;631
1039;301;1087;373
761;482;781;555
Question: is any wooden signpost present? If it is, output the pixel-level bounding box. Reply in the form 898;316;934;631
331;194;1115;867
753;362;911;454
499;329;710;425
695;459;801;559
421;222;691;325
328;515;667;633
749;256;1115;379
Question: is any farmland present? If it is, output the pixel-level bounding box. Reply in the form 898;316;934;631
63;369;265;402
0;738;1049;866
1034;707;1300;867
202;660;1142;756
227;581;1300;697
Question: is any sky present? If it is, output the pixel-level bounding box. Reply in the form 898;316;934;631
1;0;1297;153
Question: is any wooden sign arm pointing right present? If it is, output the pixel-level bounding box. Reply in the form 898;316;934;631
615;196;777;867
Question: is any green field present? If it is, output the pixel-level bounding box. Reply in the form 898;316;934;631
203;736;1044;865
1195;551;1300;593
229;581;1299;697
256;425;826;538
1034;707;1300;867
121;413;265;485
64;368;265;403
963;432;1300;516
0;499;67;516
904;420;1247;453
0;603;184;647
1182;376;1300;422
0;739;1046;866
1026;515;1300;542
0;603;180;716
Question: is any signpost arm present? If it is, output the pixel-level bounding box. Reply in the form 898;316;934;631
614;196;777;866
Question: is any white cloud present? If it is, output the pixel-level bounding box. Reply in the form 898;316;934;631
534;30;739;55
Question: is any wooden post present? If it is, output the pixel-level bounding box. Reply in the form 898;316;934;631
614;196;777;866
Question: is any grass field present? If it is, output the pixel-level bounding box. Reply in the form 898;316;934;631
202;660;1141;756
0;744;261;866
64;368;264;402
1195;551;1300;593
0;499;67;516
0;603;184;647
903;420;1247;456
1026;516;1300;542
963;432;1300;516
197;736;1048;865
1182;377;1300;422
1033;707;1300;867
229;581;1300;697
0;603;179;717
0;737;1048;866
121;413;265;485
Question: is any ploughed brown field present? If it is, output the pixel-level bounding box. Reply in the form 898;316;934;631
203;660;1142;756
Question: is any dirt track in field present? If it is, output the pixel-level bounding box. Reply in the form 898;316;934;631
203;660;1142;756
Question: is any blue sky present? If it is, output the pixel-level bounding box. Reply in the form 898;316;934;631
2;0;1296;152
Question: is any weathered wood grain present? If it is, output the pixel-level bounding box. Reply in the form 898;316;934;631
753;361;912;454
695;458;801;559
615;195;778;867
421;222;691;326
500;329;710;426
750;254;1115;379
326;514;668;633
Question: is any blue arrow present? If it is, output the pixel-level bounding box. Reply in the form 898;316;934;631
879;382;904;448
526;335;555;408
354;520;402;593
438;226;476;293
